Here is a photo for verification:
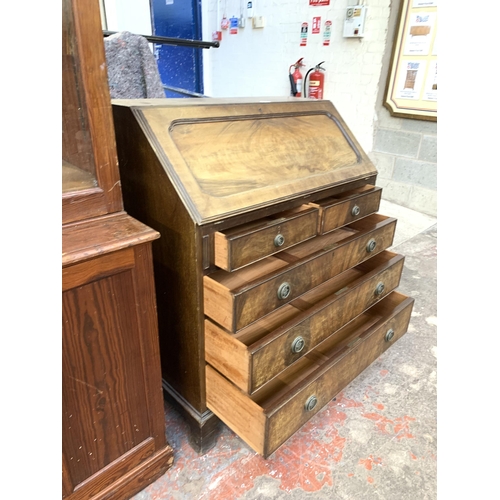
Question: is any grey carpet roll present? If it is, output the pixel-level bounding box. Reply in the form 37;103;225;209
104;31;165;99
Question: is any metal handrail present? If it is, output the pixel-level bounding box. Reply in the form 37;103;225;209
103;30;219;49
162;85;208;98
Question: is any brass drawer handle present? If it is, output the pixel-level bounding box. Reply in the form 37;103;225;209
291;336;305;354
366;239;377;253
385;329;395;342
274;233;285;247
277;282;291;300
351;205;361;217
305;395;318;412
374;282;385;296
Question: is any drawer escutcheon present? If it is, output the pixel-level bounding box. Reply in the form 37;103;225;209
291;336;306;354
375;282;385;296
385;329;395;342
351;205;361;217
274;233;286;247
277;282;291;300
305;395;318;412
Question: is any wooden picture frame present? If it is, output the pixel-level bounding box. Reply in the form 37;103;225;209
384;0;437;121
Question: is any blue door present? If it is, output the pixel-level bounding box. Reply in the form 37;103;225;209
151;0;204;97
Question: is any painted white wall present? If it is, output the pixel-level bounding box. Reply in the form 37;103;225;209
103;0;152;35
202;0;391;152
100;0;391;152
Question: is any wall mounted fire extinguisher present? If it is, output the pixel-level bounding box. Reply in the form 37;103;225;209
305;61;325;99
289;58;305;97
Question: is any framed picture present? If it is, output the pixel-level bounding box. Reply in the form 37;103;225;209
384;0;437;121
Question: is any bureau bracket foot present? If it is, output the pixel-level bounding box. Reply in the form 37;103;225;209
162;381;221;455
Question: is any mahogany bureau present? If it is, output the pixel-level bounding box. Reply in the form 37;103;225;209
111;98;414;457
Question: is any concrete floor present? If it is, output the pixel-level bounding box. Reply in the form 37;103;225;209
133;201;437;500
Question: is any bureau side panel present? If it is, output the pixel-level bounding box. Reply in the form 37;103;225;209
206;365;267;455
112;105;207;413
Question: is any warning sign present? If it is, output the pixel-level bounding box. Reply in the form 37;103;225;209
323;20;332;45
300;22;308;46
312;17;321;34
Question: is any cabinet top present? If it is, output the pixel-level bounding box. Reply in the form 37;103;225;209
112;98;377;225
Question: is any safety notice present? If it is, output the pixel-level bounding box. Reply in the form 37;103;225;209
300;22;308;46
323;20;332;45
312;17;321;34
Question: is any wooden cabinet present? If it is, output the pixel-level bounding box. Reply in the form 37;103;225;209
111;97;414;457
62;1;173;498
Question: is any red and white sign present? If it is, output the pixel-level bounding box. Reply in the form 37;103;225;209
309;0;330;5
312;17;321;34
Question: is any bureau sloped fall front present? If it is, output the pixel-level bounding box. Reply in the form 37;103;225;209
111;97;414;458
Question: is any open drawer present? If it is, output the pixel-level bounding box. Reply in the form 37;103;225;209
205;250;405;394
214;205;319;272
204;214;397;332
310;184;382;235
206;291;414;458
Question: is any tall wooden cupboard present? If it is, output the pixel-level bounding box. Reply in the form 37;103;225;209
62;0;173;498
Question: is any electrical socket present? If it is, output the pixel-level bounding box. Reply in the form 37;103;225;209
252;16;265;28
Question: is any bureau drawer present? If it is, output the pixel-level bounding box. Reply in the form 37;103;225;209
206;291;414;458
206;251;404;394
311;185;382;235
204;214;396;332
214;205;319;271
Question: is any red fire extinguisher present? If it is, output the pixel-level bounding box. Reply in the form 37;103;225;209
289;58;305;97
305;61;325;99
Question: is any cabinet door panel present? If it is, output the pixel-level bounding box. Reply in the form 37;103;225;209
62;269;150;487
62;0;123;224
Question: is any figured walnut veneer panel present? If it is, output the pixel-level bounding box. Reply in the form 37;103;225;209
169;114;357;197
113;99;377;224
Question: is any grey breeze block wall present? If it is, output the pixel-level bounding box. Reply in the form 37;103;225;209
371;108;437;217
369;0;437;218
